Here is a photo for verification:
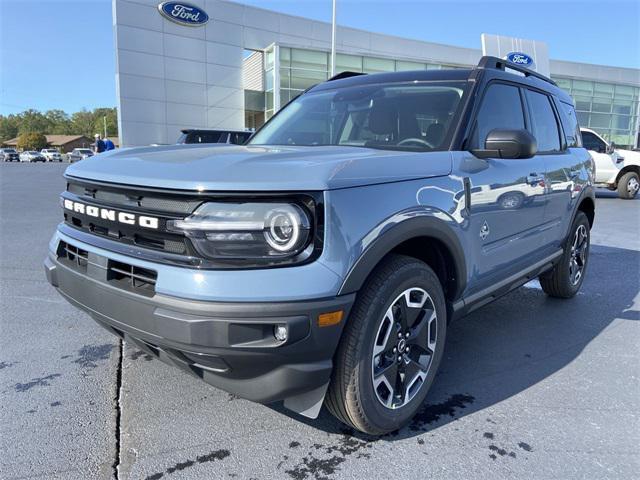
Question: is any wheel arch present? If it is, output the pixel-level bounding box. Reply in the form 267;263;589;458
337;216;467;305
577;193;595;229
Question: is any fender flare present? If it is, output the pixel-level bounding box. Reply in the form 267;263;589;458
568;185;596;236
337;214;467;300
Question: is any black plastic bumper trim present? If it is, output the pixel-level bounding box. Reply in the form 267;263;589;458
45;253;354;403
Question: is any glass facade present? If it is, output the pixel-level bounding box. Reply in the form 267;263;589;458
277;47;465;108
258;46;640;147
552;77;640;147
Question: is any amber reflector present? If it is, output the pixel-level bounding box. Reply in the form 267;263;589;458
318;310;343;327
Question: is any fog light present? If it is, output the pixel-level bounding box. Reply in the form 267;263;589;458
274;324;288;342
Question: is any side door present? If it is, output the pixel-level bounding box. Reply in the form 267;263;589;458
456;81;547;292
581;130;620;184
523;89;576;245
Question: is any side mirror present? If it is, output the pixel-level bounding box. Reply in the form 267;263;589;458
606;143;615;154
471;129;537;159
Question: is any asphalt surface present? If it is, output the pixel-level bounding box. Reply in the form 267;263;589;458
1;162;639;480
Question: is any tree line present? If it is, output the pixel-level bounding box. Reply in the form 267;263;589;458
0;107;118;144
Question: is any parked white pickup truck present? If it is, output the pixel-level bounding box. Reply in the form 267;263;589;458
41;148;63;162
581;128;640;199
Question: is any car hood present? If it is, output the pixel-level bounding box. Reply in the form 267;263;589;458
65;144;452;191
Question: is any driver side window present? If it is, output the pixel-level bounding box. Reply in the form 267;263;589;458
470;83;525;149
581;131;606;153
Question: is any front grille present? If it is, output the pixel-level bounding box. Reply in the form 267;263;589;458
67;183;201;214
57;240;157;296
63;179;196;257
107;259;157;296
61;178;324;269
58;241;89;273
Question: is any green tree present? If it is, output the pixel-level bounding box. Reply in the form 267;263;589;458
71;109;96;138
17;132;48;150
45;109;73;134
0;107;119;141
92;107;118;137
0;115;20;142
18;109;50;134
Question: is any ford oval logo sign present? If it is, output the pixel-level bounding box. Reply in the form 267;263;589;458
506;52;534;67
158;2;209;26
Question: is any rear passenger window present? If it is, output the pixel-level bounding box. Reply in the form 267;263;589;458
471;83;525;148
525;90;561;152
558;102;582;148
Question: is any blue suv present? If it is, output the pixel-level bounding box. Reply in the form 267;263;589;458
45;57;594;434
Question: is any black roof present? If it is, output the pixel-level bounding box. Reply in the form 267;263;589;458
181;128;250;134
311;69;473;92
309;56;573;104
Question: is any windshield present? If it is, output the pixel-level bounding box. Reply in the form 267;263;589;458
249;81;467;152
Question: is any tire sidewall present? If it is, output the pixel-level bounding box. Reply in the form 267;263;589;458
560;211;591;295
619;172;639;199
352;262;447;433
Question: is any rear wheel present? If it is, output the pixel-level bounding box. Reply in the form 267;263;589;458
617;171;639;199
539;211;590;298
326;254;446;435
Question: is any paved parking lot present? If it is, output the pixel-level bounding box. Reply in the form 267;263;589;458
1;162;639;480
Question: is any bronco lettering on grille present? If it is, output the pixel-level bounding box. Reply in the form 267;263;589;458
63;199;159;230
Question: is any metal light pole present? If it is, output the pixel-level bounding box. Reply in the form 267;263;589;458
330;0;337;77
103;116;107;138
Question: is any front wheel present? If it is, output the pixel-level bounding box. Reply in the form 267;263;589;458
617;171;639;199
326;254;447;435
539;211;590;298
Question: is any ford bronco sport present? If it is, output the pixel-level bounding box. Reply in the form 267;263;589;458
45;57;595;435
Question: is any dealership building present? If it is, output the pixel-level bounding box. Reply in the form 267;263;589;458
113;0;640;148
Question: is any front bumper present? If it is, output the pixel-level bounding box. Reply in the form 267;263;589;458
44;244;354;405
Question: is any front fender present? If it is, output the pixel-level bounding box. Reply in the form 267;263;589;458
337;209;467;299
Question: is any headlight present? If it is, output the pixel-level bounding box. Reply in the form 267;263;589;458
167;201;313;263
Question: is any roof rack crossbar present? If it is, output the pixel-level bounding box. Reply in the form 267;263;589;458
328;71;367;82
476;56;557;86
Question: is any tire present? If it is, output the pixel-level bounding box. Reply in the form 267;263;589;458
498;192;524;209
326;254;447;435
539;211;590;298
617;171;640;199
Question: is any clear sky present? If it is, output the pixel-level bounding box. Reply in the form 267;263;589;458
1;0;638;115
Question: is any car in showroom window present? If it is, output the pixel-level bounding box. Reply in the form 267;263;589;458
249;82;467;151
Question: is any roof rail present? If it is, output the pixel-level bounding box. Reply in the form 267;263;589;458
327;71;367;82
476;56;557;86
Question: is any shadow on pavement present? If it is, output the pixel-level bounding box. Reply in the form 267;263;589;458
595;188;639;200
270;244;640;440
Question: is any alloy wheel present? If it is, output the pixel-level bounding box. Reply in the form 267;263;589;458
627;176;639;196
569;224;588;286
371;288;437;409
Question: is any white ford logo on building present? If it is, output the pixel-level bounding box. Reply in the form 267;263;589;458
158;1;209;26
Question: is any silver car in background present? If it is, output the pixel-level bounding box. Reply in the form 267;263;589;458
0;148;20;162
67;148;94;163
19;151;47;162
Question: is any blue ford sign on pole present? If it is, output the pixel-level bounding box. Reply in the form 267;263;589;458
506;52;534;68
158;2;209;26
